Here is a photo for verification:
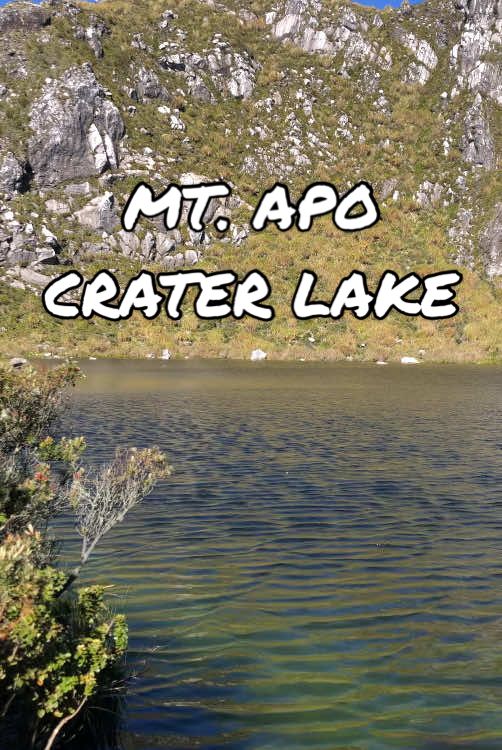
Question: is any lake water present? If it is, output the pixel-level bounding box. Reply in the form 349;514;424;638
64;360;502;750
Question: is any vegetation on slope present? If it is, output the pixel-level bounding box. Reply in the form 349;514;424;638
0;0;500;361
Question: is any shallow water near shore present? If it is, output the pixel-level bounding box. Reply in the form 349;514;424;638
62;360;502;750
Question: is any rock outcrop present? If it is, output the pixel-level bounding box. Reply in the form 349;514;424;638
131;66;169;102
452;0;502;103
75;192;118;234
461;93;495;169
269;2;393;72
0;204;60;268
0;152;29;195
480;203;502;277
397;28;438;85
0;2;51;34
160;35;260;101
74;15;110;59
28;64;125;187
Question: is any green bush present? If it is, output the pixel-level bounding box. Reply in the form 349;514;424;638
0;364;170;749
0;528;127;749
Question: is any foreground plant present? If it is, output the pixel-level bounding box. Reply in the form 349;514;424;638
0;363;171;749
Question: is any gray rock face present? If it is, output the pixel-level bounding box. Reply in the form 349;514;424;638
65;181;92;196
403;62;432;85
74;192;118;233
160;37;260;100
75;20;107;58
461;93;495;168
397;28;438;85
116;229;140;258
452;0;502;103
84;16;109;59
28;64;125;187
156;232;177;257
271;0;321;41
480;203;502;276
18;266;53;284
35;247;59;265
159;8;176;30
141;230;156;260
113;171;241;263
450;207;474;267
379;177;399;200
9;357;28;368
85;26;104;59
0;152;28;194
0;2;51;33
179;172;225;224
269;1;392;71
118;227;180;262
45;199;70;215
415;181;444;208
0;217;59;267
131;33;148;51
398;29;438;69
187;74;213;102
132;67;169;102
160;50;216;101
4;229;37;266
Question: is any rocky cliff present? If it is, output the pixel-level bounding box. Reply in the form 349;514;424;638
0;0;500;361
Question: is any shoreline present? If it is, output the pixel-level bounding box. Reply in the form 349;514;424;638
7;352;502;367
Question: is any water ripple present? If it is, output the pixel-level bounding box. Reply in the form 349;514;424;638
59;361;502;750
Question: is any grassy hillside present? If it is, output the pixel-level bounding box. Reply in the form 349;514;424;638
0;0;500;362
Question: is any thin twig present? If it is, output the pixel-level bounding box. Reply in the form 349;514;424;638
43;697;87;750
1;692;16;720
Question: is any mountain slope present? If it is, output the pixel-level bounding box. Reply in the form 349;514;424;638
0;0;500;362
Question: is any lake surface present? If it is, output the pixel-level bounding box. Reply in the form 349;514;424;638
64;360;502;750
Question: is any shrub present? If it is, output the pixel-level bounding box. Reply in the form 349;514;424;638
0;364;171;749
0;527;127;749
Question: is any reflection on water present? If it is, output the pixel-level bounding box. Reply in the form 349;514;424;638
62;360;502;750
